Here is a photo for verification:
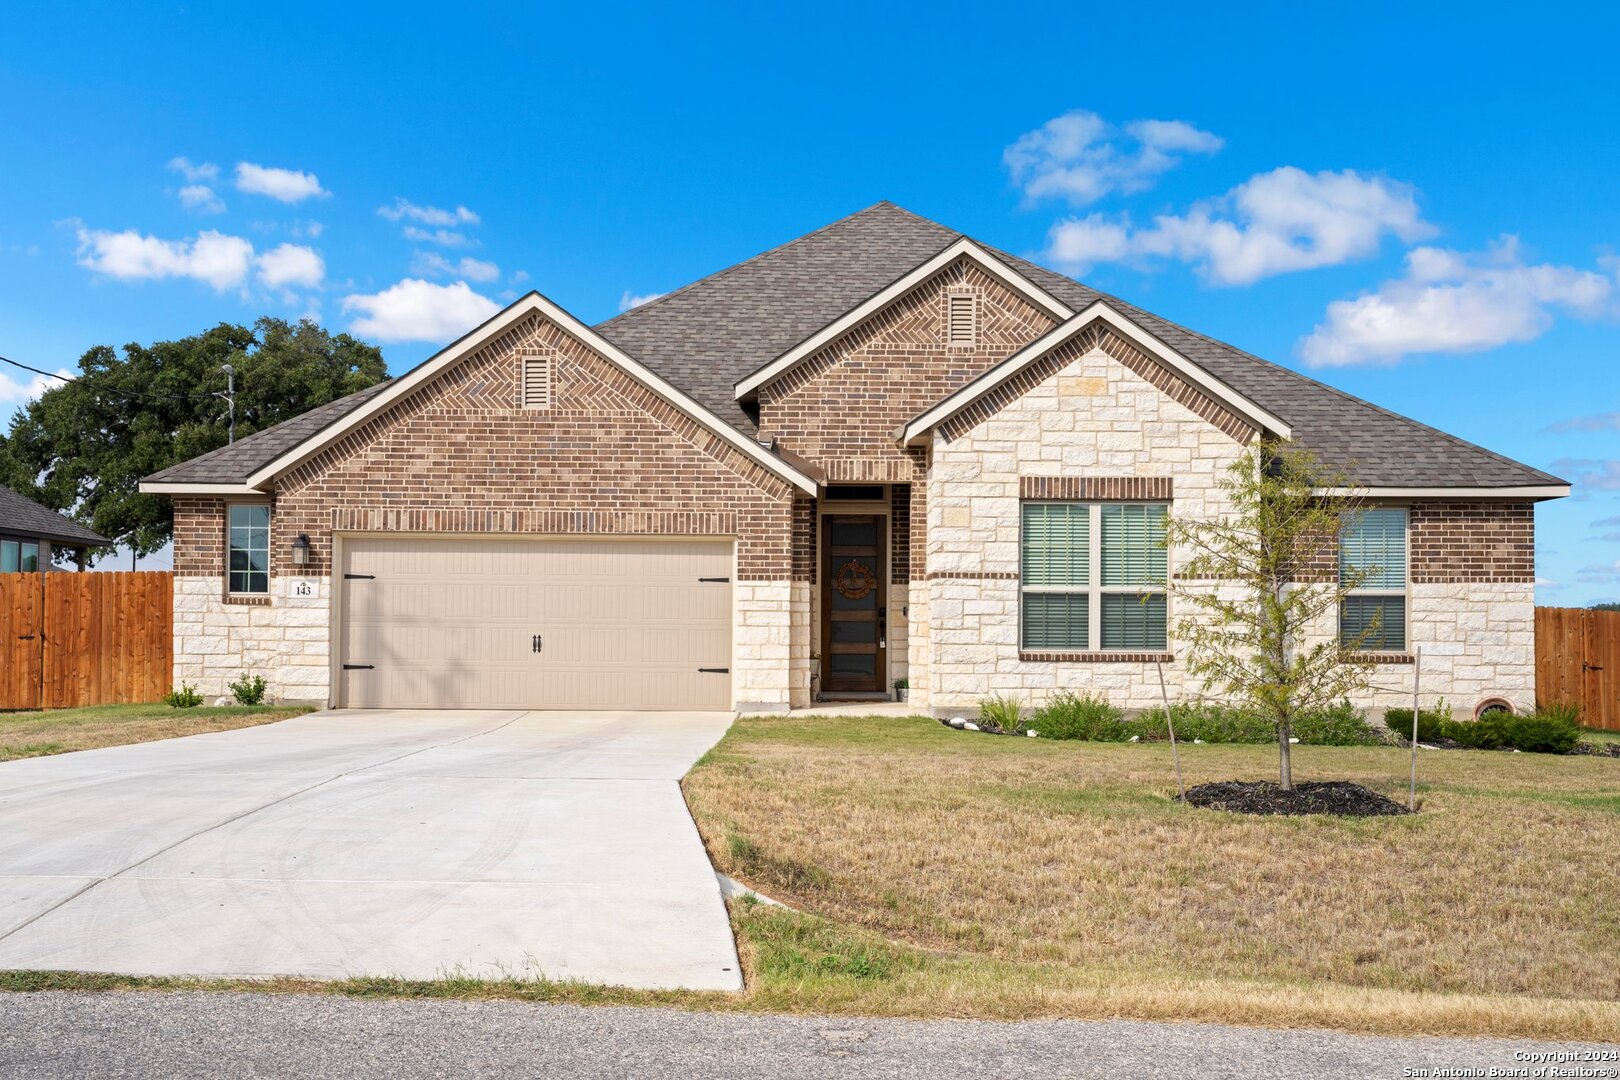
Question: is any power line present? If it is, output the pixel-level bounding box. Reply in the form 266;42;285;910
0;352;227;406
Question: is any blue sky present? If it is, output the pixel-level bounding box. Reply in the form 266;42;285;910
1;2;1617;601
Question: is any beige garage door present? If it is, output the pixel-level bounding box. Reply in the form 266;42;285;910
338;536;733;710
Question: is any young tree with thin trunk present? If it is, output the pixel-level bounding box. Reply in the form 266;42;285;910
1162;442;1378;790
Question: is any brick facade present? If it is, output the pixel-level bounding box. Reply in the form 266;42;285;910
272;312;796;581
165;258;1545;717
758;258;1055;482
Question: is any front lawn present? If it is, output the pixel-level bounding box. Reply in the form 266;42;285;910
0;702;314;761
684;714;1620;1038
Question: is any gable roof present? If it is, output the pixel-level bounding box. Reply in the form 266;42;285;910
902;300;1294;444
143;200;1567;494
0;484;110;547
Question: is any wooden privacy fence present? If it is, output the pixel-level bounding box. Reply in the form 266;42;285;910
0;571;173;710
1536;606;1620;731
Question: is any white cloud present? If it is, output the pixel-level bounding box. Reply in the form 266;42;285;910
294;220;324;239
379;198;480;227
341;279;499;343
510;269;530;284
618;290;664;312
1047;167;1435;285
0;365;69;412
177;184;226;214
1577;559;1620;585
402;225;474;248
1553;458;1620;493
411;251;500;282
1546;412;1620;433
234;162;329;203
167;156;218;183
75;227;255;291
1004;109;1223;206
1301;238;1616;366
255;243;325;289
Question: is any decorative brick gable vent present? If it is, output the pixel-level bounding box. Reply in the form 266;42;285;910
946;291;977;347
521;351;552;409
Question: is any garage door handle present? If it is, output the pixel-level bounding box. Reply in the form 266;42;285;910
699;576;730;583
533;634;543;653
343;664;374;670
699;667;729;674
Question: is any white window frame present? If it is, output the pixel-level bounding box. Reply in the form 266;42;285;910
1021;501;1169;652
1339;506;1409;652
226;502;272;596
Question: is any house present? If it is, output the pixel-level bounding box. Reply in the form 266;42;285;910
139;202;1567;716
0;483;110;572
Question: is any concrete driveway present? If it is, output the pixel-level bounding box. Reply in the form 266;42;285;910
0;710;740;990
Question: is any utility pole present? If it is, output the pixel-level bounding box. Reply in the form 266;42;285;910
216;363;237;444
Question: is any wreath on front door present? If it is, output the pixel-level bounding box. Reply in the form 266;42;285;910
833;559;877;601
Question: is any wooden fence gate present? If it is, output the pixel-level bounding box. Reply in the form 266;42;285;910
1536;606;1620;731
0;571;173;710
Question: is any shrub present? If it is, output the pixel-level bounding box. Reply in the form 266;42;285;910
1031;692;1129;741
164;683;203;709
1292;700;1383;746
228;673;268;706
977;694;1026;735
1491;711;1581;754
1385;702;1581;754
1383;702;1452;743
1143;703;1273;744
1536;700;1580;727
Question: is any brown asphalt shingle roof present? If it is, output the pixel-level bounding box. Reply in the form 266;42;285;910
145;201;1562;490
0;484;110;547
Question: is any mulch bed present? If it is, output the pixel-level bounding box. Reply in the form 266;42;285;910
1182;780;1412;817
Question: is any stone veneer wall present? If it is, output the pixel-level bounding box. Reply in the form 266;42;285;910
921;326;1541;716
173;573;332;704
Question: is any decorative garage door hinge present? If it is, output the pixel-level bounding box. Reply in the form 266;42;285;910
698;667;730;674
343;573;375;580
698;576;730;583
343;664;375;670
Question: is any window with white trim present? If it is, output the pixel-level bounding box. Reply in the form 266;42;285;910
1339;507;1407;650
227;504;270;595
1021;502;1168;651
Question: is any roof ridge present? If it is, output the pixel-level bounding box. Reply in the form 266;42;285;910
593;201;910;331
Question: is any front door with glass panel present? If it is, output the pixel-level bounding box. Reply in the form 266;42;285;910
821;515;886;694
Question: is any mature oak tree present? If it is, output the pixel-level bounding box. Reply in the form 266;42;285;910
0;317;386;561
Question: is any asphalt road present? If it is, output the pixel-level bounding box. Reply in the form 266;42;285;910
1;991;1615;1079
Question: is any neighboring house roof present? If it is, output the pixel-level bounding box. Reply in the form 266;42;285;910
142;200;1566;493
0;484;110;547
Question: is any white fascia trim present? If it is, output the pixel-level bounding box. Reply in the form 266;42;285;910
901;300;1292;444
731;238;1075;399
241;292;818;496
1318;485;1572;500
138;482;266;496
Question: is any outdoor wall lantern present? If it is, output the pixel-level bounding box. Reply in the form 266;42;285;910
291;533;311;567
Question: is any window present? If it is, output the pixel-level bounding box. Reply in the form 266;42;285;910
0;539;35;573
1339;507;1407;650
227;504;270;594
946;292;976;346
1021;502;1168;651
521;352;552;409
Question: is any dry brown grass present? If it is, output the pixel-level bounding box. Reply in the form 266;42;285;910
0;702;312;761
684;714;1620;1035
